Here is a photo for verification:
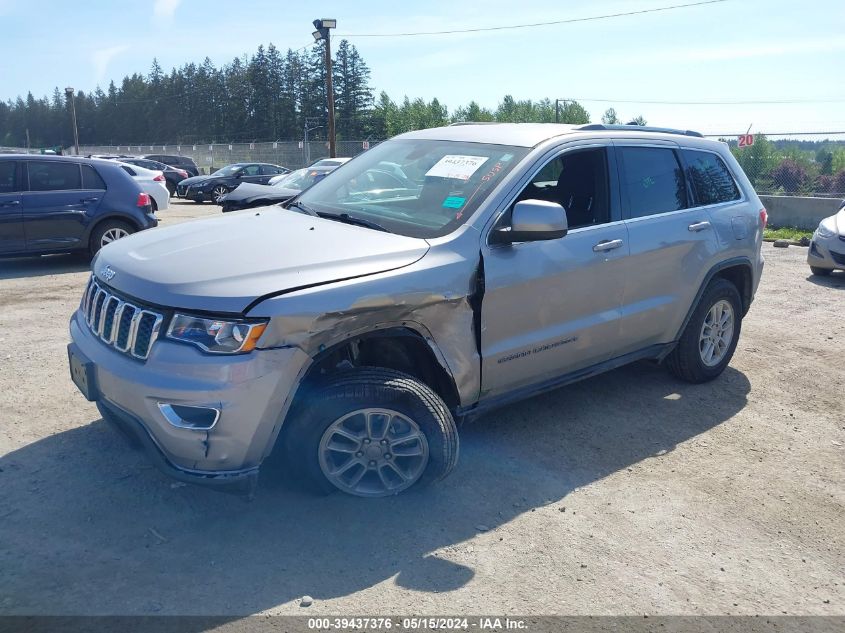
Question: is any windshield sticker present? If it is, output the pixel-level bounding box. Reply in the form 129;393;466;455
501;153;514;162
425;155;489;180
442;196;465;209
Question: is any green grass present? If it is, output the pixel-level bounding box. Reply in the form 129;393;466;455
764;226;814;241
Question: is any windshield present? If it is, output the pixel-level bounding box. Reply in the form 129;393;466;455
273;168;324;190
297;139;529;238
212;165;242;177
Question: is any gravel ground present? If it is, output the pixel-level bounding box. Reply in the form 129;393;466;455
0;201;843;617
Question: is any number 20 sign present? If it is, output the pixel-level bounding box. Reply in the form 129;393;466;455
738;134;755;147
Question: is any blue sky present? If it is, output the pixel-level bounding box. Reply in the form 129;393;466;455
0;0;843;136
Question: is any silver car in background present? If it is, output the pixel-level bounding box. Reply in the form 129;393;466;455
68;123;764;498
807;199;845;275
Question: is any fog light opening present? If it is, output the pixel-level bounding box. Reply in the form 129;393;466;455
158;403;220;430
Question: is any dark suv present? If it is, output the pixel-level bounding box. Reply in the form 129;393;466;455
143;154;199;177
0;155;157;258
119;157;188;196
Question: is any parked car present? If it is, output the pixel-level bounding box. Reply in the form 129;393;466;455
0;155;156;258
309;157;352;168
119;157;188;196
807;199;845;275
143;154;200;177
68;123;764;499
267;165;336;187
221;163;405;213
117;162;170;212
218;183;299;213
176;163;289;203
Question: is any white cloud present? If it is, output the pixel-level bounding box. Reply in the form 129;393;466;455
153;0;181;24
91;45;129;84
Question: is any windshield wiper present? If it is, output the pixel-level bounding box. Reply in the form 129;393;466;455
285;200;319;217
319;212;390;233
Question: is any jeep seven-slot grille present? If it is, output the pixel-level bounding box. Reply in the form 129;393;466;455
81;277;163;360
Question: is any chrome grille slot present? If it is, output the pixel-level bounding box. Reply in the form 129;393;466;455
80;277;164;361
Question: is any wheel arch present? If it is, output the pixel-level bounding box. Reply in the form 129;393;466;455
84;213;143;243
673;257;754;345
290;326;462;412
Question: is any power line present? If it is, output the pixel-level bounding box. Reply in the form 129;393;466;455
336;0;727;37
567;97;845;105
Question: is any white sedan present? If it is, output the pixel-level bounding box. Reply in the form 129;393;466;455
116;162;170;212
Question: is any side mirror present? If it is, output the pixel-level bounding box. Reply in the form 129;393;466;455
234;171;243;179
491;199;568;244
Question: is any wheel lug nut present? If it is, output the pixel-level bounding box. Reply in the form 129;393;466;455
380;439;387;445
368;460;376;467
384;454;392;460
363;439;370;444
355;452;363;458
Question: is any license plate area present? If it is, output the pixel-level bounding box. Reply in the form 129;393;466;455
68;343;99;402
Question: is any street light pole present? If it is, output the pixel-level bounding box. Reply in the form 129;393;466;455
65;86;80;155
312;19;337;158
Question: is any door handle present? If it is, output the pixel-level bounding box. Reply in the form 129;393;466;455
688;221;711;232
80;197;100;203
593;239;624;252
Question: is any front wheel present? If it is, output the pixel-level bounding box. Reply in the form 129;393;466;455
89;219;135;256
810;266;832;276
665;278;742;383
283;368;459;497
212;185;228;203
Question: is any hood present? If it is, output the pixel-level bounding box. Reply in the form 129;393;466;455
222;182;299;203
93;208;430;314
179;174;216;186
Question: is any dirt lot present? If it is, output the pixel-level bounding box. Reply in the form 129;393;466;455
1;201;843;617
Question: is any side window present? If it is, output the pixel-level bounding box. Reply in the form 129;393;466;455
243;164;261;176
121;165;137;177
618;147;687;218
28;161;82;192
261;165;282;175
81;165;106;190
0;161;18;193
683;149;740;206
515;148;611;229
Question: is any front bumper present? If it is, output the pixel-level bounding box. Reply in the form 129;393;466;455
68;309;309;488
807;234;845;270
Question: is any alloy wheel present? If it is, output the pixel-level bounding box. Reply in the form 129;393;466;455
100;227;129;247
699;299;735;367
318;407;429;497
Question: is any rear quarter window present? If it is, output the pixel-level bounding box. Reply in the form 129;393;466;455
81;165;107;190
682;149;740;206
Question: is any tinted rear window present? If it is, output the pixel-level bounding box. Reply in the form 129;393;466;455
618;147;687;218
81;164;107;189
28;161;81;191
683;149;740;206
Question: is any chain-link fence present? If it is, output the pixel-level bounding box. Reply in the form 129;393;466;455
0;146;31;154
73;140;380;173
705;132;845;199
66;131;845;199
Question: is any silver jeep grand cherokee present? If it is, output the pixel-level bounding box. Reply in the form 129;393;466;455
68;123;765;497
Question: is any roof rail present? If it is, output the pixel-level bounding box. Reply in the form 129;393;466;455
448;121;502;126
577;123;703;138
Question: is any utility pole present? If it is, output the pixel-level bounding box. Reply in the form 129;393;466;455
25;128;30;154
65;86;80;155
312;19;337;158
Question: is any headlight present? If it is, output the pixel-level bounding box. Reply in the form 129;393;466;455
816;219;836;239
166;314;268;354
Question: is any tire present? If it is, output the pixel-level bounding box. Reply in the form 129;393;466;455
150;197;158;213
810;266;832;276
665;278;742;383
166;182;176;196
89;219;135;257
282;367;459;497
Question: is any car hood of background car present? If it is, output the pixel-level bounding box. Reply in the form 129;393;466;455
93;209;430;314
221;182;299;204
179;174;218;187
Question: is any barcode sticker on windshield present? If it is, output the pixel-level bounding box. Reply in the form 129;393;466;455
425;155;489;180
